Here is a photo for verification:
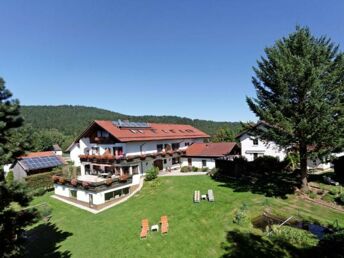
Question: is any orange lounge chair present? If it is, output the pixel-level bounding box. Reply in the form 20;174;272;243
160;215;168;225
140;227;148;239
161;223;168;234
141;219;149;228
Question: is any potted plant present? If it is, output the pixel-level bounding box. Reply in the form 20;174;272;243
59;177;65;184
52;175;60;183
82;181;90;189
105;178;112;186
71;178;78;186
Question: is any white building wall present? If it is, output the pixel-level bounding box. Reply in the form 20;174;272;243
54;184;71;198
181;157;216;169
70;144;81;166
239;134;287;161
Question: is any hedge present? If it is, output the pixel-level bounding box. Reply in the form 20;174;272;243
25;171;59;190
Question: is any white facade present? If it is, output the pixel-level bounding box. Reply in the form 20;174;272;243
239;133;287;162
54;174;141;206
181;157;216;169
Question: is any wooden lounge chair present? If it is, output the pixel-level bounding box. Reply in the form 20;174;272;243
160;215;169;235
140;219;149;239
194;190;200;203
140;226;149;239
207;189;214;202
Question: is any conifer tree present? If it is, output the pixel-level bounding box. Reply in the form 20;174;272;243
247;27;344;190
0;78;37;257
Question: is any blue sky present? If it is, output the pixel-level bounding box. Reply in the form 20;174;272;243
0;0;343;122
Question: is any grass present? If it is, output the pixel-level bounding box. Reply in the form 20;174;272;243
25;176;344;258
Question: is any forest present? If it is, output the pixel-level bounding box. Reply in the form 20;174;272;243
20;105;243;151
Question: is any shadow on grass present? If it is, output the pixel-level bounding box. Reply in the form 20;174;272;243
24;222;72;258
221;230;344;258
214;172;300;199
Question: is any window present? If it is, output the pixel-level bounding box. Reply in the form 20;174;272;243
185;142;190;147
253;153;258;160
113;147;123;156
91;147;99;155
172;157;180;165
150;129;157;134
253;138;259;145
138;130;144;134
188;158;192;166
170;129;176;133
157;144;163;152
164;159;167;164
70;189;77;198
202;160;207;167
130;129;138;134
179;130;185;133
172;143;180;151
97;130;109;138
162;129;168;133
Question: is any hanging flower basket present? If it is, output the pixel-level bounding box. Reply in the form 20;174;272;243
52;175;60;183
119;175;129;182
105;178;112;186
82;181;90;189
71;178;78;186
140;155;146;160
59;177;65;184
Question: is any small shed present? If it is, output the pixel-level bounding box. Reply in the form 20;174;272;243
12;151;65;181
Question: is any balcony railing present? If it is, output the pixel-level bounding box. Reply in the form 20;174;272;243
52;174;133;193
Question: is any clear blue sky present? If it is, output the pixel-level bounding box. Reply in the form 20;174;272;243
0;1;343;122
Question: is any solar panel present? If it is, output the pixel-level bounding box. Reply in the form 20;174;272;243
113;120;150;128
20;156;64;171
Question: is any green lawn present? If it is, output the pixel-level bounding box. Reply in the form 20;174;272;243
25;176;344;258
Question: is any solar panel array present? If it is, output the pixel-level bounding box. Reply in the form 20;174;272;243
113;120;151;128
20;156;64;171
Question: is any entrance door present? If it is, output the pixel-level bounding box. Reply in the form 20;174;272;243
153;159;163;171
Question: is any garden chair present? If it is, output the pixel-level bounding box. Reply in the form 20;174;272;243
207;189;214;202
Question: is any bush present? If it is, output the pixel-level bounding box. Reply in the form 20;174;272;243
269;225;318;248
192;166;199;172
252;156;283;173
181;166;191;172
322;193;336;203
201;167;208;172
25;171;56;190
145;166;159;181
5;171;14;184
308;191;317;199
30;188;47;197
233;203;249;225
338;193;344;205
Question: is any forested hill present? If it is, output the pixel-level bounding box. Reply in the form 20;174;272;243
20;105;242;138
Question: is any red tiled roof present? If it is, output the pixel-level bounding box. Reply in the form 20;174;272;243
185;142;238;157
92;120;210;142
20;151;55;158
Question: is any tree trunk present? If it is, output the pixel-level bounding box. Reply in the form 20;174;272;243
299;144;308;191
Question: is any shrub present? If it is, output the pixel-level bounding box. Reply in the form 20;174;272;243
322;193;336;203
269;225;318;248
338;193;344;205
5;171;14;184
180;166;190;172
30;188;47;197
208;168;218;176
192;166;199;172
252;156;282;173
233;203;249;225
329;188;339;196
202;167;208;172
308;191;317;199
26;171;56;190
145;166;159;181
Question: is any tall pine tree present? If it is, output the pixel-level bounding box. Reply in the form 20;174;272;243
247;27;344;190
0;78;37;257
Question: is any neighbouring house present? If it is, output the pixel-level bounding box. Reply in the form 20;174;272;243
236;121;335;170
236;122;287;162
52;144;63;156
11;151;65;181
55;120;209;209
181;142;240;169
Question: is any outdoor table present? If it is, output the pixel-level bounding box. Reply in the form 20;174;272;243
151;224;159;232
201;194;207;200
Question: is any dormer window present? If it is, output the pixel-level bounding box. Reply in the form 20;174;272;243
138;130;144;134
130;129;138;134
253;138;259;145
162;130;168;133
170;129;176;133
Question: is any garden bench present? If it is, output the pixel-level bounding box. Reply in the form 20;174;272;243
194;191;200;203
207;189;214;202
